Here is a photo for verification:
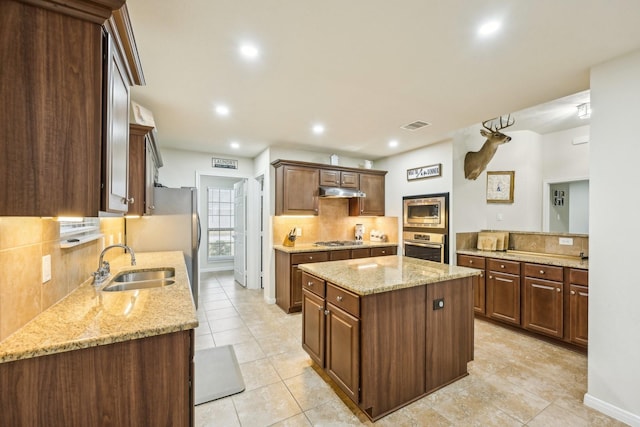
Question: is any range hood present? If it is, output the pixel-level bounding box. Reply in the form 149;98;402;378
319;186;366;198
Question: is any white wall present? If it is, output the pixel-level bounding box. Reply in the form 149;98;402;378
452;126;543;234
541;125;590;181
569;180;589;234
585;49;640;426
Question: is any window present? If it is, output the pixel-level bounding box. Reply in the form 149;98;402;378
207;188;234;260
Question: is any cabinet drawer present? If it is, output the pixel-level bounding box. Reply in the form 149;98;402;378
524;263;564;282
330;250;351;261
291;251;329;264
457;254;486;269
488;259;520;275
569;268;588;286
370;246;396;257
327;283;360;317
351;248;371;259
301;272;325;298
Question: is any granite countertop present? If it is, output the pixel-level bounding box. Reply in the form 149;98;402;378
456;248;589;269
0;251;198;364
273;241;398;254
298;255;480;296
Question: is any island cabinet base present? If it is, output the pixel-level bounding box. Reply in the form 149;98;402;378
303;274;474;422
0;330;194;426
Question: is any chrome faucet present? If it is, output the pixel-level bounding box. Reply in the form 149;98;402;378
92;244;136;285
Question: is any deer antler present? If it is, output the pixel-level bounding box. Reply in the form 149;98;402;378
482;114;515;132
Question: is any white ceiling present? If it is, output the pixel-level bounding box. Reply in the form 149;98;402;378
126;1;640;160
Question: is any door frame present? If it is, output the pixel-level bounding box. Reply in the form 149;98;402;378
542;176;589;232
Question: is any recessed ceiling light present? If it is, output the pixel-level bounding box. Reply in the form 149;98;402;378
230;141;240;149
478;21;501;36
239;43;260;60
388;139;399;148
312;124;325;135
215;104;230;116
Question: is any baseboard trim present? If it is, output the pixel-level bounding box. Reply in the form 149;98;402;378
584;393;640;426
264;296;276;304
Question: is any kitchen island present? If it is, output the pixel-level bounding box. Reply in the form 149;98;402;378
298;255;480;421
0;251;198;426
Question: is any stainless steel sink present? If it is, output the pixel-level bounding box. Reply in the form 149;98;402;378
102;268;176;292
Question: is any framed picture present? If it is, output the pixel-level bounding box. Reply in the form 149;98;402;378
486;171;515;203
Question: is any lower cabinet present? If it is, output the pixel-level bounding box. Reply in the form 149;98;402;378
276;246;396;313
301;275;361;402
523;263;564;338
569;268;589;347
486;259;521;326
457;254;486;314
0;330;194;426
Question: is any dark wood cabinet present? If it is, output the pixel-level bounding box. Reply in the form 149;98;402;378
320;169;359;188
0;0;106;216
457;254;486;314
350;173;385;216
274;163;319;215
302;288;325;366
276;246;396;313
523;263;564;338
0;330;194;426
326;302;360;402
569;268;589;347
486;259;521;326
127;124;153;216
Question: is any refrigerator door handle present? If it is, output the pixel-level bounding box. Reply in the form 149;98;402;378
196;212;202;250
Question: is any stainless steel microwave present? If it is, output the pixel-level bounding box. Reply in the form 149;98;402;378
403;195;447;230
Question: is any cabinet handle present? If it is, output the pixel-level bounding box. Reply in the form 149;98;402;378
556;288;561;292
307;281;313;286
540;270;545;274
570;290;576;295
336;295;343;302
381;250;386;254
309;256;313;260
500;264;505;269
469;260;473;264
122;197;134;204
324;310;330;315
480;272;484;278
489;275;493;279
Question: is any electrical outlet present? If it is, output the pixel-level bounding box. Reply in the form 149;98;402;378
295;227;302;237
433;298;445;310
42;255;52;283
559;237;574;246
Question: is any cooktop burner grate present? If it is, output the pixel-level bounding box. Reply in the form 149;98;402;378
314;240;364;247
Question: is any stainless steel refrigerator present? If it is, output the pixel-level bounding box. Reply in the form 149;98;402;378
125;187;201;307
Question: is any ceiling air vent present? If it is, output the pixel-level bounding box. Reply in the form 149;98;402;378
401;120;431;131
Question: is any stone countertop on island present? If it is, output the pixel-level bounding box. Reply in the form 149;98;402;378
0;251;198;364
273;241;398;254
456;248;589;269
298;255;480;296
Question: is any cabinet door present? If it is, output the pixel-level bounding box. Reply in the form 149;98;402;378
302;289;325;366
340;171;359;188
127;124;150;216
291;266;303;309
102;31;130;213
145;139;156;214
350;173;385;216
486;272;520;325
457;255;486;315
326;303;360;403
282;166;319;215
320;169;340;186
523;278;563;338
570;285;589;346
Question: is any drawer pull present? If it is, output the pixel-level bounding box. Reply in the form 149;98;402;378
307;281;313;286
500;264;505;269
309;256;313;260
336;295;343;302
540;270;545;274
381;250;386;254
570;290;576;295
489;275;493;279
556;288;561;292
469;260;473;264
324;310;330;315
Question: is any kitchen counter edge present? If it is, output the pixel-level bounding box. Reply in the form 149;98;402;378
456;249;589;269
0;251;198;364
273;242;398;253
298;255;480;296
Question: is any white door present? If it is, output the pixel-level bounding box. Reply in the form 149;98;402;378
234;180;247;286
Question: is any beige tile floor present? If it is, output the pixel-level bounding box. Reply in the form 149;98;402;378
194;271;625;426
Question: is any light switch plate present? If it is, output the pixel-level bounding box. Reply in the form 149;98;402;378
42;254;52;283
559;237;574;246
295;227;302;236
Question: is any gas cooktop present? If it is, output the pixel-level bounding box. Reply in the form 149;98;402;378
314;240;364;247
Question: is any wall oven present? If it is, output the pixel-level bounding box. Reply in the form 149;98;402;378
403;194;447;231
403;232;446;263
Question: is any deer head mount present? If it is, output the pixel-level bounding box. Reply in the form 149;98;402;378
464;115;515;180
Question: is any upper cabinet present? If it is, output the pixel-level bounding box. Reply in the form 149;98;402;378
349;172;385;216
0;0;144;217
272;160;387;217
101;6;145;214
128;120;162;216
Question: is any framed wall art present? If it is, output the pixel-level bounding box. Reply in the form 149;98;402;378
486;171;514;203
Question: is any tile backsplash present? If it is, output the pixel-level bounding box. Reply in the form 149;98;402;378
272;198;399;244
0;217;124;341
